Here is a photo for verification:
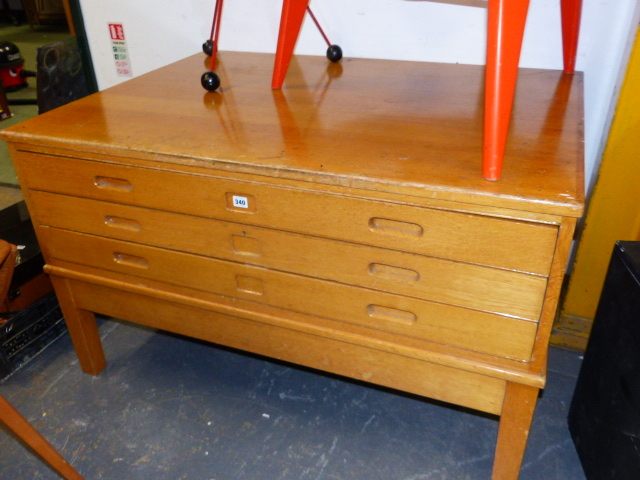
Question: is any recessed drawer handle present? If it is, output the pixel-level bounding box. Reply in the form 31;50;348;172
113;252;149;269
369;263;420;283
94;176;133;192
369;218;423;238
231;234;260;256
367;305;417;325
105;216;142;232
236;275;264;295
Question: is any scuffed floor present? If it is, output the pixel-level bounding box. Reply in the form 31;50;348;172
0;318;586;479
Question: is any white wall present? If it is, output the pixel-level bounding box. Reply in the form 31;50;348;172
78;0;640;193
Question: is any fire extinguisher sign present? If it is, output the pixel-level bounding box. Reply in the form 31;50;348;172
109;23;132;77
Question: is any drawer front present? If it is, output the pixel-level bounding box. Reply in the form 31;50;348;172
19;152;558;274
41;227;538;361
33;191;547;320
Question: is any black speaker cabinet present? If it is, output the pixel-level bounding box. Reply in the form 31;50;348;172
569;241;640;480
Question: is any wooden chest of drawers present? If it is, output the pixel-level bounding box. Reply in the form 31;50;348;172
1;52;584;479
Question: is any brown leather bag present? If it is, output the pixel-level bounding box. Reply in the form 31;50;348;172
0;239;18;314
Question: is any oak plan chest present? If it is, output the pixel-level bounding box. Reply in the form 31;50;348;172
1;52;584;479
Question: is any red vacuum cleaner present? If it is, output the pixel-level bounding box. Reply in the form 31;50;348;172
0;41;35;92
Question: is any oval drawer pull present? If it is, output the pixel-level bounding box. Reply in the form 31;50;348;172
368;263;420;283
366;305;417;325
368;217;423;238
113;252;149;269
105;215;142;232
94;176;133;192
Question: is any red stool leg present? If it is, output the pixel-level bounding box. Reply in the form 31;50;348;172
483;0;531;181
211;0;225;64
272;0;310;89
561;0;582;74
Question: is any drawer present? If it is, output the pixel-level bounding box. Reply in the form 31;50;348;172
40;227;538;361
33;191;547;320
19;152;558;274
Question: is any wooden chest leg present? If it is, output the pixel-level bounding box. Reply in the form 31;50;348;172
50;275;106;375
492;382;539;480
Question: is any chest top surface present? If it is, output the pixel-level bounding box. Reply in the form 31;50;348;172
1;51;584;217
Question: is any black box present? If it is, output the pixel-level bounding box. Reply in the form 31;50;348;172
568;241;640;480
0;292;67;379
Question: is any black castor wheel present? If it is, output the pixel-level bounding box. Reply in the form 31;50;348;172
202;39;214;56
326;45;342;63
201;71;220;91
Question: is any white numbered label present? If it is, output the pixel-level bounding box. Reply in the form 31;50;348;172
232;195;249;209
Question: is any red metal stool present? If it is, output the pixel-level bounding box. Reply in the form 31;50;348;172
270;0;583;180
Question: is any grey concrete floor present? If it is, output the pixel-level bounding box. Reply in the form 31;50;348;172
0;318;586;479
